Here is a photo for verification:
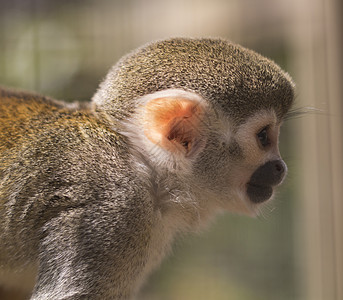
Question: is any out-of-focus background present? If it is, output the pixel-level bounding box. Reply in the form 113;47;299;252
0;0;342;299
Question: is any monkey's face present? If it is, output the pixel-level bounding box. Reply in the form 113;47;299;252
199;109;287;214
179;107;288;216
131;89;289;216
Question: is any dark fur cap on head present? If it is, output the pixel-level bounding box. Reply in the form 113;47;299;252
92;37;294;124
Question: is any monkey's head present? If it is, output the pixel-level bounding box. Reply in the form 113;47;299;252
92;38;294;216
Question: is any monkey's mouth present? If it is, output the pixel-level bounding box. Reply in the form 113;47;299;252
246;183;273;203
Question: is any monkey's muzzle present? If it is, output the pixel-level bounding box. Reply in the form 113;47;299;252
246;160;287;203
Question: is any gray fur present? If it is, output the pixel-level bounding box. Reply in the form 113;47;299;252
93;38;294;124
0;38;294;299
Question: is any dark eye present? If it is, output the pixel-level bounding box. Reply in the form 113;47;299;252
257;127;270;147
181;140;190;150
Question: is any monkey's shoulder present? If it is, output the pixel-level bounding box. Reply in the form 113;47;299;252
0;87;123;150
0;87;67;114
0;88;136;211
0;88;130;199
0;88;61;153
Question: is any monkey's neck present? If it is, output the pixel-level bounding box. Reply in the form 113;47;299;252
116;116;219;231
148;170;218;233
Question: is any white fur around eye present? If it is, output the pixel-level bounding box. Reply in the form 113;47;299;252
235;110;279;163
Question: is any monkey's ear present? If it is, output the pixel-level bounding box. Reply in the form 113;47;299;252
143;96;206;156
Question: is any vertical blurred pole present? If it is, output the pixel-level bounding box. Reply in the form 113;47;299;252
321;0;342;294
325;0;343;298
292;0;343;299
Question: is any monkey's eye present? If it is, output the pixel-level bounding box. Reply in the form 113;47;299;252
181;140;190;150
257;127;270;148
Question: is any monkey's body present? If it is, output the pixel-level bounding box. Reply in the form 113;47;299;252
0;90;172;298
0;38;294;299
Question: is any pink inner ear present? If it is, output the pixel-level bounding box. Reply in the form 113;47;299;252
143;97;204;154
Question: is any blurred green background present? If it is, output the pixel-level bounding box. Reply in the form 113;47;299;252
0;0;342;299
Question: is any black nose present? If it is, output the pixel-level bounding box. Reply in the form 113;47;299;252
249;159;287;187
273;160;286;178
247;159;287;203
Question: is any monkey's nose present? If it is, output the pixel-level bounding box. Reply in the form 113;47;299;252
248;159;287;187
273;160;286;179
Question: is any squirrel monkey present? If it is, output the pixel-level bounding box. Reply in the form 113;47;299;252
0;38;294;299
